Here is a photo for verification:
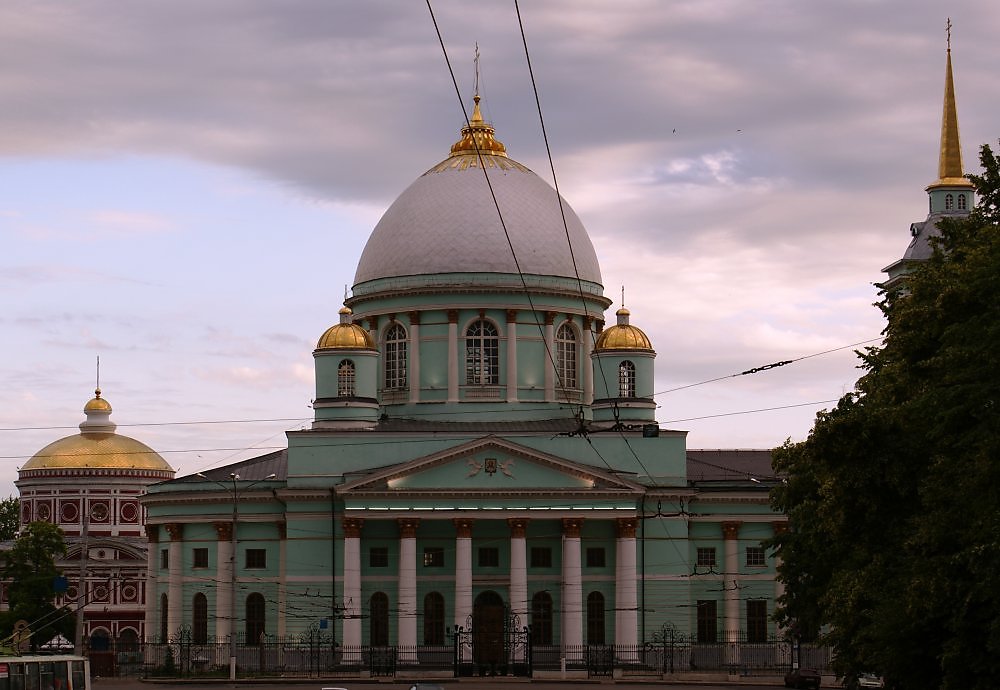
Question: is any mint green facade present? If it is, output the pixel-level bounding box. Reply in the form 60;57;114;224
141;102;782;661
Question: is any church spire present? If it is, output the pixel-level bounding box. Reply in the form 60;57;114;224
928;18;974;191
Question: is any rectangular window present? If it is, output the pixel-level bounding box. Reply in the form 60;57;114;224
245;548;266;569
192;547;209;568
530;547;552;568
423;547;444;568
160;549;168;569
369;546;389;568
478;547;499;567
696;547;717;568
747;600;768;643
746;546;766;567
586;547;606;568
696;600;718;643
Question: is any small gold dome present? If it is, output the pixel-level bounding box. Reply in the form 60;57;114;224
449;95;508;158
316;307;376;350
83;388;112;413
20;389;174;474
22;433;173;472
595;307;654;352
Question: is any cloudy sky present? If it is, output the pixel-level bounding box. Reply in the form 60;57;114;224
2;1;998;496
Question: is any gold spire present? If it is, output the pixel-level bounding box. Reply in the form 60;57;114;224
929;18;974;190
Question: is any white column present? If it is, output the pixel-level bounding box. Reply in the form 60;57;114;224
214;523;234;642
615;518;639;650
561;518;583;658
544;314;556;402
723;521;742;671
454;518;473;662
342;518;363;662
583;317;594;405
398;519;419;661
506;310;518;402
448;311;459;402
166;523;183;639
409;313;421;403
144;527;159;641
508;519;529;622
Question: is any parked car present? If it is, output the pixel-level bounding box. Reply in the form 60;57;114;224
785;667;822;689
858;673;885;688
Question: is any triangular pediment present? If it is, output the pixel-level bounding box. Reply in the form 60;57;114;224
338;435;644;496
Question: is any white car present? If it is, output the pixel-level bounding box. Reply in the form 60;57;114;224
858;674;885;688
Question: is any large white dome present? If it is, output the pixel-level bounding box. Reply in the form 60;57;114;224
353;99;602;288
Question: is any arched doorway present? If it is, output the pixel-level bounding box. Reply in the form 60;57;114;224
473;591;505;673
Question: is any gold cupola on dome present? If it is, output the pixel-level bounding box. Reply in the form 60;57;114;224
316;307;376;350
20;389;174;474
595;307;654;352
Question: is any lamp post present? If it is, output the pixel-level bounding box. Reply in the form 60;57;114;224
196;471;276;681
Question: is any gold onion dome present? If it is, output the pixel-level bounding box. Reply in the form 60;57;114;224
21;389;173;472
448;95;508;158
595;308;654;352
317;306;376;350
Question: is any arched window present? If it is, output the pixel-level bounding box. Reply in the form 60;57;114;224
159;593;168;641
465;320;499;385
245;592;266;645
958;193;968;210
193;593;208;644
556;324;578;389
586;591;605;644
89;628;110;652
619;360;636;398
370;592;389;646
945;193;954;210
423;591;445;645
384;324;408;390
531;591;554;646
338;360;355;397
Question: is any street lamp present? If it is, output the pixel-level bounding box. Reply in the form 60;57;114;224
196;471;276;681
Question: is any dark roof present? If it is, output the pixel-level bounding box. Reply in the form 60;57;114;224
170;449;287;484
686;449;775;484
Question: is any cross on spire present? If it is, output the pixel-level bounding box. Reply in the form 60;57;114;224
474;42;481;98
946;17;951;52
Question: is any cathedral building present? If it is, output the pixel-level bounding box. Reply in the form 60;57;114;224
141;95;783;667
12;388;174;656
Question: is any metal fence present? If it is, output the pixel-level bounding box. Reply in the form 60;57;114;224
87;633;830;680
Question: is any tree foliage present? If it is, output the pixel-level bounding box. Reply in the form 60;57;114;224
770;143;1000;690
0;521;74;649
0;496;19;541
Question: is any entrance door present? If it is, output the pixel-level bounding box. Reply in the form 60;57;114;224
473;591;505;672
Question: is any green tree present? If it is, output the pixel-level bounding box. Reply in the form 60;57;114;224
0;521;74;650
0;496;20;541
770;143;1000;690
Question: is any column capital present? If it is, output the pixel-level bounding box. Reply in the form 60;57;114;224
595;319;604;334
214;522;232;540
366;315;379;331
277;522;287;540
164;523;184;541
722;521;742;540
342;518;364;538
545;311;557;326
408;310;421;325
507;518;529;538
771;521;789;535
615;517;638;539
506;309;518;323
562;518;583;538
397;518;420;538
146;524;159;543
582;315;593;331
453;518;474;538
448;309;459;324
